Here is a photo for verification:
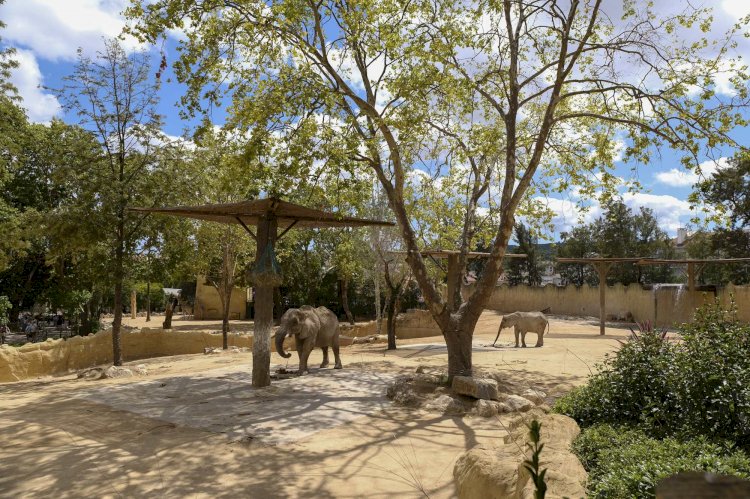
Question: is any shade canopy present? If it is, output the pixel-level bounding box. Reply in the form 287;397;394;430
130;197;394;229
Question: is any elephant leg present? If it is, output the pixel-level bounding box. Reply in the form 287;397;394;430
521;330;527;348
320;346;330;368
535;331;543;347
299;337;315;374
332;336;343;369
514;327;520;348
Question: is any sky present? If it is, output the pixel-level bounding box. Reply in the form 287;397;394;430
2;0;750;241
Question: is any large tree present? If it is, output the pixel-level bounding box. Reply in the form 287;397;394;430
128;0;750;379
53;39;177;365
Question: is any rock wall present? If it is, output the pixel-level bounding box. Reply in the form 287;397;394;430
193;276;249;320
468;282;750;327
339;309;442;340
454;409;587;499
0;328;253;383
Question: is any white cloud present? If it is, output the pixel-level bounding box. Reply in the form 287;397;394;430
0;0;141;61
536;191;696;237
621;192;694;234
9;49;61;122
721;0;750;19
654;157;729;187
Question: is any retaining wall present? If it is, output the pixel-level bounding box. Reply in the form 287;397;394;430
0;328;253;383
467;282;750;326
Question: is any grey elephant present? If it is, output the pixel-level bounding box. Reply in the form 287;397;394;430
492;311;549;348
274;305;342;374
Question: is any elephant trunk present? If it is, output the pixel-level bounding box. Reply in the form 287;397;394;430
275;329;292;358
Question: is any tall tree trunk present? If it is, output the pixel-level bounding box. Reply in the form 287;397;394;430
112;230;124;366
445;325;473;378
386;292;398;350
222;288;230;350
339;278;355;325
252;215;277;388
374;270;382;336
163;297;175;329
274;287;283;321
146;280;151;322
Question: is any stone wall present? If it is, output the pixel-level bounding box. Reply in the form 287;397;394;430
0;328;253;383
339;309;442;339
194;276;249;320
467;282;750;327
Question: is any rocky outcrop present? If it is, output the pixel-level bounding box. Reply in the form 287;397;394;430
454;409;587;499
452;376;499;400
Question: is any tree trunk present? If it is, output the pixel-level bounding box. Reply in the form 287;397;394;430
130;289;137;319
445;326;473;379
146;280;151;322
374;270;382;336
112;233;124;366
222;291;230;350
386;293;397;350
252;215;277;388
339;278;355;325
163;298;175;329
274;287;283;321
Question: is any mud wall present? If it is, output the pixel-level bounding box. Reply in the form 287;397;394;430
194;276;248;320
467;283;750;327
0;328;253;383
339;310;442;340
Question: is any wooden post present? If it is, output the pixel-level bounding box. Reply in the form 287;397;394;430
594;262;612;336
130;289;137;319
687;262;696;292
446;253;460;310
252;213;277;388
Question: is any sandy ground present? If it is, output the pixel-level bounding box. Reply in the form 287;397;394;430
0;311;633;498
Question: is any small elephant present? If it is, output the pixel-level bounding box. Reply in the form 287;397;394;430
274;305;342;374
493;311;549;348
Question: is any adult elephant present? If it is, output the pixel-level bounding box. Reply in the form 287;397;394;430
274;305;342;374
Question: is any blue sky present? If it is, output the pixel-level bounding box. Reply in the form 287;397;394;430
2;0;750;240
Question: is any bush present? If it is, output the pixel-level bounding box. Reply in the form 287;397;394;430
554;299;750;445
553;327;678;437
574;424;750;498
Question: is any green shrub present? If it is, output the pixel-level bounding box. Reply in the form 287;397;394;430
675;302;750;446
553;328;678;437
554;299;750;445
574;424;750;498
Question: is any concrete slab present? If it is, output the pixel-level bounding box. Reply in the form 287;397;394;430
77;366;395;445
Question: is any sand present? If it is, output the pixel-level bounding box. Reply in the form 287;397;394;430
0;311;632;498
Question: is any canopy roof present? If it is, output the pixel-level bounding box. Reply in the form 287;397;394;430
130;197;394;229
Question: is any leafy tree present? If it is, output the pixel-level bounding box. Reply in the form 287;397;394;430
557;200;674;286
52;39;179;365
128;0;750;380
507;224;542;286
556;226;598;286
691;153;750;284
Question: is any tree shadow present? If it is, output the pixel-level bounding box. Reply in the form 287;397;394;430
0;366;507;497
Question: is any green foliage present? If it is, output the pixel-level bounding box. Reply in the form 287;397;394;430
697;152;750;229
522;420;547;499
0;295;11;326
556;199;675;286
507;224;543;286
555;299;750;446
574;424;750;498
553;329;678;436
